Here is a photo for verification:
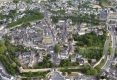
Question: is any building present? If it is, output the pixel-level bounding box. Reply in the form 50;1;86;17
0;69;14;80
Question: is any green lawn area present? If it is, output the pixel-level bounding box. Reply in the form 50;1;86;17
101;2;110;7
68;73;78;76
79;48;84;54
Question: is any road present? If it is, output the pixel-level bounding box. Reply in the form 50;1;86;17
99;36;110;68
103;23;116;69
18;67;51;73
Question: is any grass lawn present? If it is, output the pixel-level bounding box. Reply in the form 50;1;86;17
68;73;78;76
79;48;84;54
101;2;110;7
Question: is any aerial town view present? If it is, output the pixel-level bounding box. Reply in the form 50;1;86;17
0;0;117;80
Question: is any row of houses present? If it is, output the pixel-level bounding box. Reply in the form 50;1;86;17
0;68;14;80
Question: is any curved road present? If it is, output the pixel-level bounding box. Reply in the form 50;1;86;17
103;23;116;69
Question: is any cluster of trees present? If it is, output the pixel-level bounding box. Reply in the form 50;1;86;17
7;10;44;27
83;49;103;60
5;35;25;66
60;68;71;75
59;58;78;67
13;0;33;4
0;10;17;20
86;68;97;75
0;55;16;75
49;9;65;15
73;31;106;47
34;54;52;68
21;71;50;78
0;40;6;54
86;66;101;75
51;13;102;25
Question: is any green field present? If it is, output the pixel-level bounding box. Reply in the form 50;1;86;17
101;2;110;7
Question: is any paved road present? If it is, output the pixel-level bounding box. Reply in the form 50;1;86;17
100;36;110;67
18;67;51;73
103;24;116;69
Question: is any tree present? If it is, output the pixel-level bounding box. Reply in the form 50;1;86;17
86;70;90;75
46;63;50;68
90;69;97;75
13;0;18;3
28;71;32;77
54;44;61;53
67;70;71;74
12;62;16;68
97;74;101;80
62;71;66;76
95;66;101;72
0;40;6;54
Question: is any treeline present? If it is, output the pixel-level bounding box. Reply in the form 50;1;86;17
21;71;50;78
7;10;44;28
86;66;101;75
5;35;27;66
0;55;16;75
51;13;102;25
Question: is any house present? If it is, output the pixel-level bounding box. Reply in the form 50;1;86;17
22;52;31;58
98;31;103;35
66;19;72;24
76;54;82;59
79;58;88;66
66;26;73;32
71;57;76;62
42;37;53;44
69;45;74;55
0;69;14;80
38;53;43;62
78;31;85;35
21;59;30;65
60;53;69;59
80;23;87;28
28;51;35;67
91;59;97;63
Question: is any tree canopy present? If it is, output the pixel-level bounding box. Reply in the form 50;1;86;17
12;62;17;68
54;44;61;53
7;10;44;28
0;40;6;54
73;31;106;47
86;68;97;75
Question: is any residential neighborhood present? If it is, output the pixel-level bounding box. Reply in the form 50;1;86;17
0;0;116;80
